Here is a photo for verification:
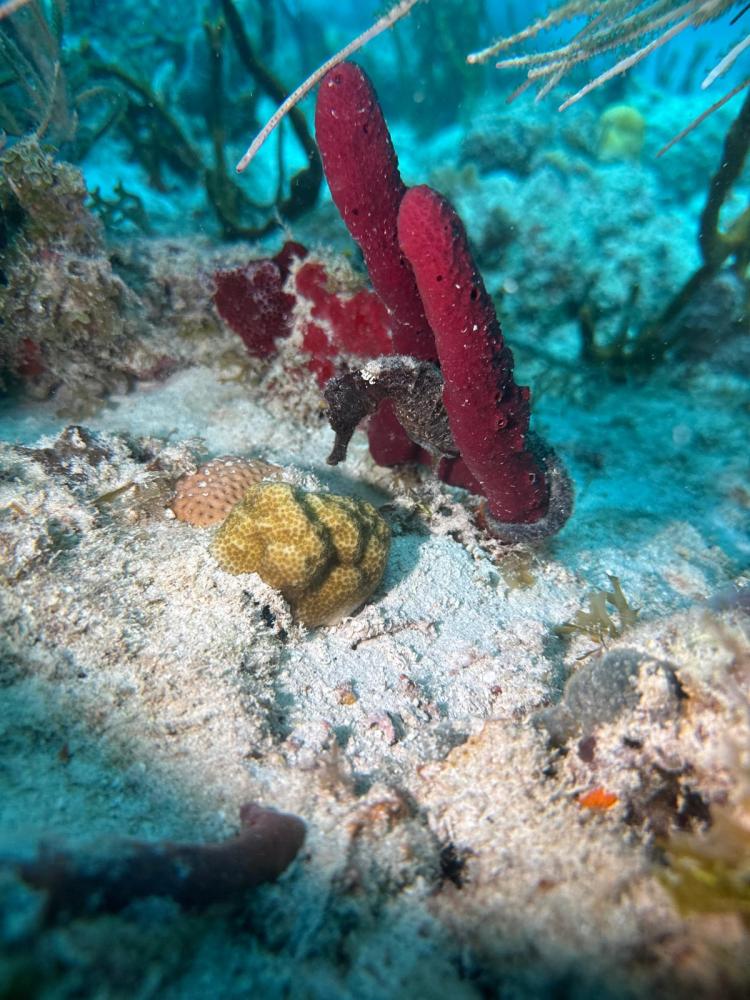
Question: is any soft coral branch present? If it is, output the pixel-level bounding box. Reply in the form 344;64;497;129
0;0;33;21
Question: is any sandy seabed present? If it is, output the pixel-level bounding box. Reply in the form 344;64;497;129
1;359;749;999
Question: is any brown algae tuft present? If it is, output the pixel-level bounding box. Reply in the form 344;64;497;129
212;481;390;627
660;798;750;926
557;575;639;645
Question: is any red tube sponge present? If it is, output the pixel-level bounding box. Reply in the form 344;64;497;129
397;185;549;526
315;63;572;540
316;62;437;466
315;62;435;362
18;803;305;919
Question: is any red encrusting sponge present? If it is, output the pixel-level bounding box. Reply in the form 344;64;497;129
213;242;306;357
293;260;393;385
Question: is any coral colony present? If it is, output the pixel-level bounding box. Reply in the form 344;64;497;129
170;456;391;626
212;482;391;627
171;456;282;526
216;61;573;543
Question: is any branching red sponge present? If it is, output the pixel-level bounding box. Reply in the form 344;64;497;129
397;185;572;539
214;240;392;386
293;260;392;385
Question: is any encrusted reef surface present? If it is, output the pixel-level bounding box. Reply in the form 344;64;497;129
1;358;749;998
3;0;750;987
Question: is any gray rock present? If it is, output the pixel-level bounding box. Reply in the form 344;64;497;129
536;647;683;745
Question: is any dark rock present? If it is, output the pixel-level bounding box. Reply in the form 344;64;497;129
536;647;683;746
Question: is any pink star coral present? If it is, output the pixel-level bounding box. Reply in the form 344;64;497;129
171;456;281;527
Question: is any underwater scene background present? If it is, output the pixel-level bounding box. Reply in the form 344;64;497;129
1;2;749;997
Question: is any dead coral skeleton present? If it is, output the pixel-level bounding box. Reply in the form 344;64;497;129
657;600;750;930
341;607;437;650
92;468;178;520
659;614;750;925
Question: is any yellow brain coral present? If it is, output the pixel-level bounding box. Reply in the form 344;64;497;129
212;482;390;626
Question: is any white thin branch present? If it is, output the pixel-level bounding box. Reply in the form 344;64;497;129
467;0;600;65
558;12;694;111
236;0;420;174
702;32;750;88
0;0;34;20
658;76;750;155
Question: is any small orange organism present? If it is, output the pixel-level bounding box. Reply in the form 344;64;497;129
578;787;619;811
